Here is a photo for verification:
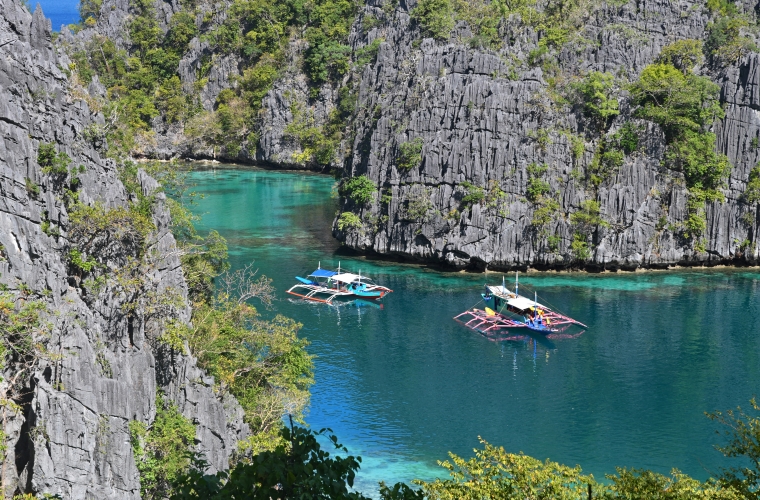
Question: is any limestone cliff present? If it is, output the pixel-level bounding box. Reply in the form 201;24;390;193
0;1;246;497
65;0;760;270
333;0;760;270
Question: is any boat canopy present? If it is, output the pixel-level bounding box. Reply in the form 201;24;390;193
506;296;547;312
332;273;362;283
308;269;338;278
487;285;513;297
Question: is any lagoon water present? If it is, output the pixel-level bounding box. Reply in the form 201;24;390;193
188;165;760;494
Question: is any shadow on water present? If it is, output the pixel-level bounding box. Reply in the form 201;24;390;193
185;165;760;496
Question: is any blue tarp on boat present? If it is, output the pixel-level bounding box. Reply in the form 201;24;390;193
308;269;338;278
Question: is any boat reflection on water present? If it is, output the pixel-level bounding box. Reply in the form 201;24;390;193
286;297;383;310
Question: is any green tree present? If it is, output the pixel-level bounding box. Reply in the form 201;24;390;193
666;131;730;193
744;165;760;204
165;11;198;52
129;12;162;57
130;392;197;500
156;76;187;123
171;424;374;500
570;200;608;233
411;0;454;41
704;17;757;67
630;60;730;247
397;139;424;170
0;293;49;478
526;163;550;202
416;437;596;499
79;0;103;22
657;39;704;74
340;175;376;205
337;212;362;231
460;181;486;208
708;398;760;498
602;468;740;499
570;233;591;262
179;266;314;450
629;63;723;142
575;71;619;130
37;142;71;177
531;197;559;230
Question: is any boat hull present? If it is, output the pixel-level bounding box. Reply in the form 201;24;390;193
351;288;385;298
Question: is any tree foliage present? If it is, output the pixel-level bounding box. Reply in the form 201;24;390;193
657;39;704;74
340;175;376;205
602;468;740;500
574;71;619;130
37;143;71;177
666;131;730;194
130;392;197;500
411;0;455;41
171;424;375;500
744;165;760;205
629;63;723;142
570;199;608;234
154;399;760;499
397;139;425;171
526;163;550;202
708;398;760;498
416;438;595;499
176;266;313;450
630;59;731;245
337;212;363;231
704;16;757;67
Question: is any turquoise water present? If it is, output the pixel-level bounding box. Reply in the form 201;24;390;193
36;0;79;30
188;165;760;494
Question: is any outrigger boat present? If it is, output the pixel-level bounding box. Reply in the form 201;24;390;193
454;273;587;337
286;263;392;304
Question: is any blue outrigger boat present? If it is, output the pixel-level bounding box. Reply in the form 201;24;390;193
454;273;587;337
287;263;392;304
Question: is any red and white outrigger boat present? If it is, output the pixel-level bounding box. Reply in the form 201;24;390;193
286;262;393;304
454;273;587;337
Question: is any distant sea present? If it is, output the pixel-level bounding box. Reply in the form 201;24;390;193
35;0;80;31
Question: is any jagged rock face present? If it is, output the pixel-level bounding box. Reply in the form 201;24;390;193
0;1;246;498
66;0;341;166
67;0;760;269
332;0;760;270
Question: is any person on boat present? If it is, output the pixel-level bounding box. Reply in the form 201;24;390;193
526;308;535;326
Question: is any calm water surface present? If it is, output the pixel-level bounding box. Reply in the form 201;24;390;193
187;165;760;494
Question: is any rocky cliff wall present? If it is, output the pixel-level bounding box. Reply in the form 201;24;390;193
64;0;760;270
0;1;246;497
333;0;760;270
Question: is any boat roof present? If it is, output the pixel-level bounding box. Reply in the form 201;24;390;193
487;285;512;297
308;269;338;278
333;272;362;283
507;296;548;312
487;285;549;311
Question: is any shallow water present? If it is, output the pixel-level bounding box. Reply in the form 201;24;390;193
187;165;760;494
